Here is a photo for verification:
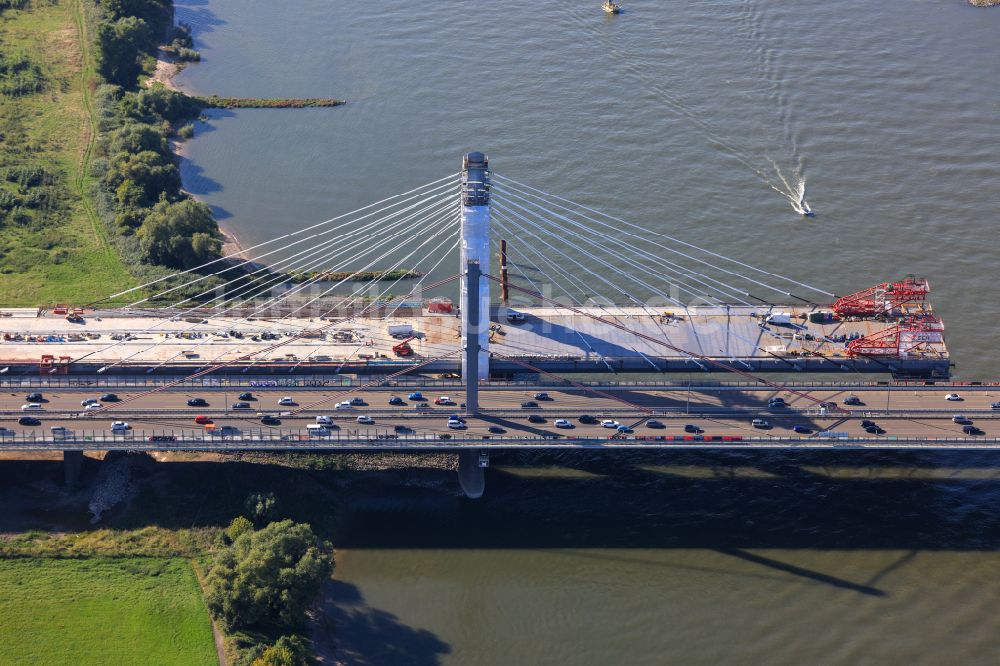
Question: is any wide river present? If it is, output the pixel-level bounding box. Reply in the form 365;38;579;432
173;0;1000;663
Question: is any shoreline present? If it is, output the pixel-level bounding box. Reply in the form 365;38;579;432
146;48;183;92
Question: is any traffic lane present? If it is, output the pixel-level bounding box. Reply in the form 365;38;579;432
4;386;998;415
3;410;992;441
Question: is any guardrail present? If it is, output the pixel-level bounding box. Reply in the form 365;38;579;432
3;428;1000;451
1;375;995;392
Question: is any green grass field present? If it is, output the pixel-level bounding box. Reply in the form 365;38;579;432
0;0;134;305
0;557;217;665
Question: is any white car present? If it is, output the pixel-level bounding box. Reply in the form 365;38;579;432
278;396;295;406
356;415;374;425
21;403;43;411
553;419;572;428
601;419;619;429
447;420;466;430
81;398;99;407
952;415;968;424
316;415;332;425
752;418;770;428
110;421;131;431
335;401;353;410
84;403;102;411
945;393;962;401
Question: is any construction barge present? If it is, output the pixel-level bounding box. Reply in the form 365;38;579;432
0;278;950;378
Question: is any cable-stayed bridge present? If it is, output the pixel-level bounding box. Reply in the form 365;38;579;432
0;153;981;497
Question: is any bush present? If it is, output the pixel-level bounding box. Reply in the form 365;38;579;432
250;635;312;666
204;520;333;632
226;516;254;543
177;123;194;139
244;492;281;527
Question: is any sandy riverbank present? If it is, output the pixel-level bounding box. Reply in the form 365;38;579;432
146;49;182;91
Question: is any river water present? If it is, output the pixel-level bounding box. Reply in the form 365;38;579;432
172;0;1000;662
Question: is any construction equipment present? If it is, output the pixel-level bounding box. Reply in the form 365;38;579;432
847;314;945;358
392;336;417;357
833;277;930;319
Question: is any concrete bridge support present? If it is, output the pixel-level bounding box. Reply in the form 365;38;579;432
457;450;485;499
63;450;83;488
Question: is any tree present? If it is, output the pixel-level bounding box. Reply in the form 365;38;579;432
226;515;254;543
96;17;153;86
108;123;169;156
137;198;220;268
204;520;334;632
245;491;281;526
250;635;312;666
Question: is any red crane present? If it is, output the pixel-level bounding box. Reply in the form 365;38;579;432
833;277;930;319
392;336;417;357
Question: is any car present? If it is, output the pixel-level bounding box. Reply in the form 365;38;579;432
553;419;572;428
438;433;452;440
601;419;619;429
232;402;251;410
50;426;71;438
952;415;969;424
0;427;15;437
187;397;208;407
860;419;876;429
21;403;43;411
768;397;786;407
81;398;99;407
238;392;254;401
316;415;333;425
110;421;130;432
683;424;700;433
843;395;863;406
992;402;1000;410
434;396;453;406
414;402;430;410
219;426;240;435
357;415;374;425
963;424;983;435
616;425;633;433
260;416;281;425
349;396;365;406
100;393;119;402
147;435;177;442
793;425;812;434
448;415;466;423
865;425;886;435
945;393;962;401
394;425;412;433
520;401;539;409
18;416;40;426
278;396;296;406
194;415;212;425
447;420;467;430
408;392;424;401
487;426;506;434
84;403;102;411
751;418;770;429
388;396;404;406
579;415;598;424
507;311;526;323
25;392;43;401
335;401;353;410
646;419;664;429
533;392;550;400
527;415;545;423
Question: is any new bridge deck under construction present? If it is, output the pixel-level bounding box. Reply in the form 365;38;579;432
0;303;951;377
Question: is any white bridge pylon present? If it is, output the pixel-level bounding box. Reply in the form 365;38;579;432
460;152;492;382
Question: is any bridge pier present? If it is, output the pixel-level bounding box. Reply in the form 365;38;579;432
457;450;485;499
63;450;83;488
